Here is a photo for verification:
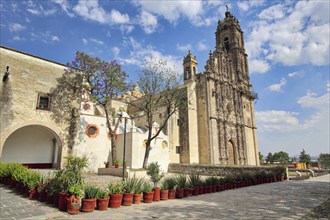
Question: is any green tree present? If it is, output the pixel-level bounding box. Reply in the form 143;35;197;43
319;153;330;169
299;149;311;165
265;152;273;163
273;151;290;164
128;58;187;168
52;51;127;164
259;152;264;162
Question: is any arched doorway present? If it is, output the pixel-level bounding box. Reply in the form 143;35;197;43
1;125;61;169
227;140;237;165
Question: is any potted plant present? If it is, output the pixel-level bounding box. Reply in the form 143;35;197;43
82;184;99;212
175;174;187;199
122;176;141;206
67;185;84;215
189;173;201;196
163;177;176;199
146;162;164;202
108;181;124;208
160;181;169;200
114;160;120;168
132;177;144;204
142;181;154;203
26;170;41;200
96;189;109;211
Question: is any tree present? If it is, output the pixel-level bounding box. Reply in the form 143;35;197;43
273;151;290;164
299;149;311;165
128;58;187;169
51;51;127;164
319;153;330;169
259;152;264;162
265;152;273;163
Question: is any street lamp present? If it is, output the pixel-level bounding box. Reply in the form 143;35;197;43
117;110;130;181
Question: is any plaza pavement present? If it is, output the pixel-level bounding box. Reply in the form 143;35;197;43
0;174;329;220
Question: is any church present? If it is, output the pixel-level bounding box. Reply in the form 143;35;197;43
0;10;259;172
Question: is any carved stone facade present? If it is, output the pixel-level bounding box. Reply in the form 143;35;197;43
179;10;259;166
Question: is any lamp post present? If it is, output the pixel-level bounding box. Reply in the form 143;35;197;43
117;110;130;181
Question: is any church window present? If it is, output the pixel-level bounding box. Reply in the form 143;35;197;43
36;93;51;110
185;67;191;80
193;66;196;75
224;37;230;52
176;146;181;154
85;124;99;138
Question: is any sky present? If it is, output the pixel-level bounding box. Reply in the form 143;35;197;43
1;0;329;158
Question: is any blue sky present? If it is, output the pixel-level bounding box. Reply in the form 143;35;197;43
1;0;329;157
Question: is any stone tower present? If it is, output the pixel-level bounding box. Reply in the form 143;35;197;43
194;9;259;165
183;50;198;83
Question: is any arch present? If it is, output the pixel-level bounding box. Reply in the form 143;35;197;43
224;37;230;52
227;139;237;165
193;66;196;75
185;67;191;80
0;122;63;169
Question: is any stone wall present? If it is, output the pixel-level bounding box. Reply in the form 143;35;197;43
168;163;277;176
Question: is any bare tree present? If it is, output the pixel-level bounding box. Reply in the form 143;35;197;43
128;58;187;168
51;51;127;164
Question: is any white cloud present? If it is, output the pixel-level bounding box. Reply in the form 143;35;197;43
90;38;104;45
288;71;303;78
246;1;330;68
120;25;134;34
73;0;130;25
13;36;25;41
9;23;25;32
139;10;158;34
51;35;60;42
52;0;74;17
176;44;192;52
27;1;57;16
267;78;287;92
249;59;270;74
196;41;208;51
110;9;130;24
256;110;300;132
237;0;265;12
112;47;120;57
82;38;88;45
119;37;182;74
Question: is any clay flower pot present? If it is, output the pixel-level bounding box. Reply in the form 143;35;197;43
133;193;142;204
28;189;38;200
47;193;54;204
160;189;168;200
176;188;183;199
122;193;134;206
97;198;109;211
109;194;123;208
143;191;154;203
168;189;175;199
59;192;69;211
153;187;160;201
192;187;199;196
67;195;79;215
82;198;96;212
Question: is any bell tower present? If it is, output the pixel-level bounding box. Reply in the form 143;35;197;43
183;50;198;83
215;8;249;83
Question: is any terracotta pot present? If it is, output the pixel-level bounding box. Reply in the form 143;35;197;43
47;193;54;204
82;198;96;212
39;191;47;202
176;188;183;199
168;189;175;199
9;179;16;188
160;189;168;200
109;194;123;208
192;187;199;196
59;192;69;211
97;198;109;211
183;188;189;197
67;195;79;215
122;193;134;206
133;193;142;204
153;187;160;201
114;164;119;168
207;186;212;193
28;189;38;200
212;186;216;193
143;191;154;203
54;193;60;207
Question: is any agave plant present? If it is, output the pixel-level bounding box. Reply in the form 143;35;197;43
108;181;124;194
163;177;176;190
123;175;144;194
175;174;187;189
84;184;99;199
189;173;201;187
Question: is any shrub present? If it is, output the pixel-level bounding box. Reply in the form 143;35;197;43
143;181;153;192
68;185;84;199
189;173;201;187
146;162;164;187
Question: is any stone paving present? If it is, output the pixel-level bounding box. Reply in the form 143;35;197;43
0;174;329;220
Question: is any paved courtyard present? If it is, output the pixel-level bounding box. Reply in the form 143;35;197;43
0;174;329;220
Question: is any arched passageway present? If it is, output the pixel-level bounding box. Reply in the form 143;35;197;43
1;125;61;168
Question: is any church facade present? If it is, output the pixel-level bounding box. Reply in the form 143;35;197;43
0;10;259;171
171;10;259;166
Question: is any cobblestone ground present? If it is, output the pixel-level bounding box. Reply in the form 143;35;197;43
0;174;329;220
